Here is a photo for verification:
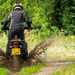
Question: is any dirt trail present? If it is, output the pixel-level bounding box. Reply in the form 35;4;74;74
32;61;75;75
9;72;17;75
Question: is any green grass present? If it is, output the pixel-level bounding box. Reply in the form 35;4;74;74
0;68;9;75
0;63;44;75
52;64;75;75
64;35;75;51
18;63;45;75
0;33;7;52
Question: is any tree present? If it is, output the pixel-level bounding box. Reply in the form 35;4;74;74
51;0;64;30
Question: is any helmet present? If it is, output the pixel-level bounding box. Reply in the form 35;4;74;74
14;3;23;10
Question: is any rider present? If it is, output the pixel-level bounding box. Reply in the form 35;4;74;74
1;3;32;60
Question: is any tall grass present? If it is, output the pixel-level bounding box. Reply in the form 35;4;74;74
0;33;7;52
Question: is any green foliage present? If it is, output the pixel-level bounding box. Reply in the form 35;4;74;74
0;0;14;22
0;0;75;40
63;0;75;35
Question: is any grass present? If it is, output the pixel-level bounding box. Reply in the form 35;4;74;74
0;33;7;52
0;63;45;75
0;68;9;75
52;64;75;75
64;35;75;51
18;63;45;75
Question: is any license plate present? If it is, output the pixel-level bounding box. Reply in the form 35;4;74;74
11;48;21;55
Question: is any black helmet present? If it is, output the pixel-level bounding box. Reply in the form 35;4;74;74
14;3;23;10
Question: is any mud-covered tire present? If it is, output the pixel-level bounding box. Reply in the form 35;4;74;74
11;55;22;71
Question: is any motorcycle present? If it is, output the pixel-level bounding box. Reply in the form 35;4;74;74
8;35;25;71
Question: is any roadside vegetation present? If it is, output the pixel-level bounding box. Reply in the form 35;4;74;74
52;64;75;75
0;68;9;75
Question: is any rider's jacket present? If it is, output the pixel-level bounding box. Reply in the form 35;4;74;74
2;9;32;31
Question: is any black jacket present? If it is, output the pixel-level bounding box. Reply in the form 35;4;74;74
2;9;32;31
